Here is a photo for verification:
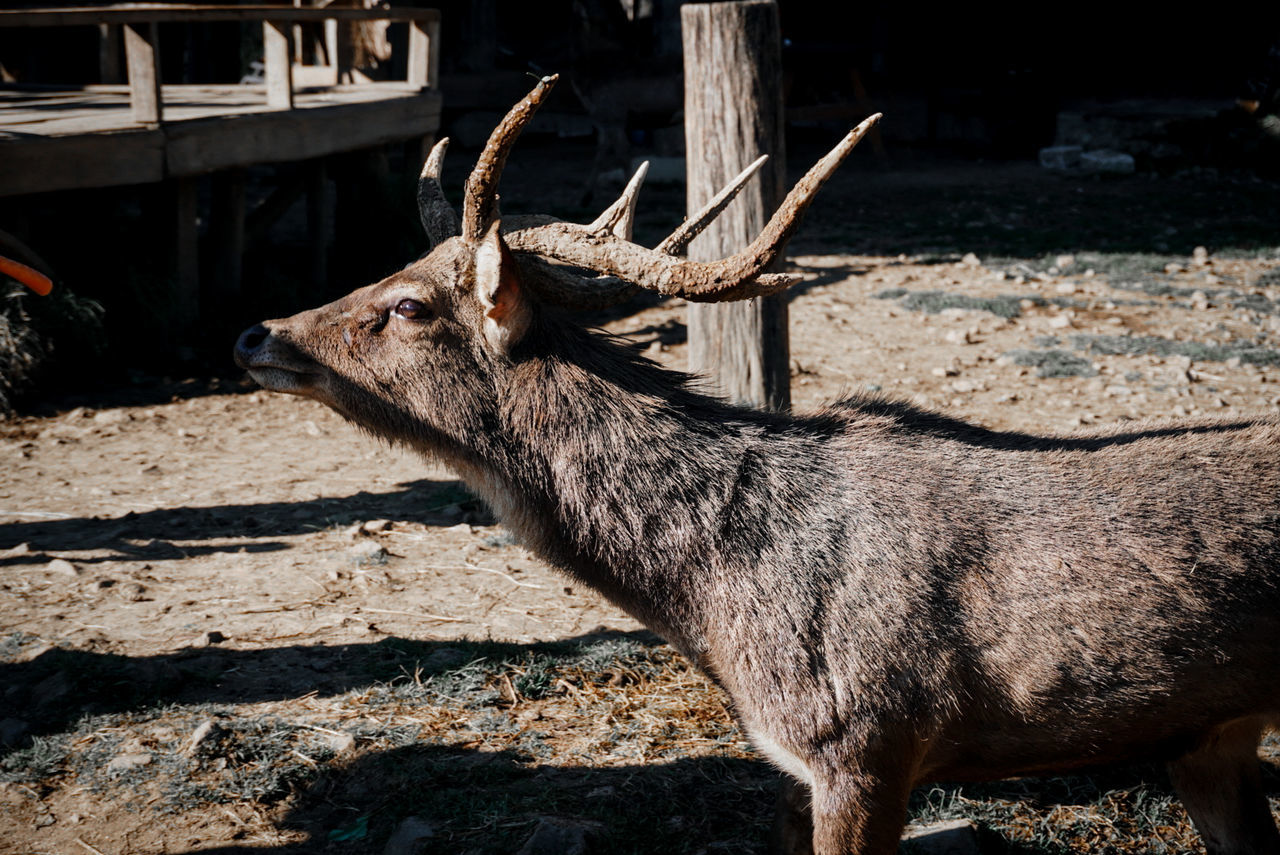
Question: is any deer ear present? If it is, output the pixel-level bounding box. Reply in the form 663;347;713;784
474;221;531;352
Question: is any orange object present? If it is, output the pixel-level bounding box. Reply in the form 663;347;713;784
0;254;52;296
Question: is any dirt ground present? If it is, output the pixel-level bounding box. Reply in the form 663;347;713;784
2;151;1279;854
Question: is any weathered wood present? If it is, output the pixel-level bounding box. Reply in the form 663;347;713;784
682;0;789;412
263;20;294;109
0;6;440;28
123;20;161;124
407;16;431;89
426;17;441;89
0;85;441;195
0;129;165;195
173;177;200;332
163;89;442;175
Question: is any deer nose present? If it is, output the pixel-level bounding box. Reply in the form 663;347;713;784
234;323;270;367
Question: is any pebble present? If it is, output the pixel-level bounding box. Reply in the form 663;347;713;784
46;558;81;577
107;752;152;776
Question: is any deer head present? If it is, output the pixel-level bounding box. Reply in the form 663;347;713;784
234;75;879;462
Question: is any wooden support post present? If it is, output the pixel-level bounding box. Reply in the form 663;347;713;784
99;23;122;84
123;21;162;124
210;168;246;306
682;0;789;412
407;17;430;89
173;177;200;334
263;20;294;109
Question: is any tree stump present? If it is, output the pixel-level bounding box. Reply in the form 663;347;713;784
682;0;789;412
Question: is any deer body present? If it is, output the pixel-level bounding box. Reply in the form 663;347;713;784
236;78;1280;854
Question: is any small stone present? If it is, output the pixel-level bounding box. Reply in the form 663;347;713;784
187;719;223;755
1054;282;1078;295
444;523;473;535
47;558;81;577
361;519;393;534
91;410;128;426
960;252;980;267
382;816;434;855
1192;245;1210;266
1055;254;1075;270
348;541;388;566
107;752;153;776
1;542;31;558
1080;149;1135;174
302;420;322;437
1039;145;1082;170
194;630;227;647
1047;314;1073;329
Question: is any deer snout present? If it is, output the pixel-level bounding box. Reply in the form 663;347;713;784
233;321;319;396
234;323;270;368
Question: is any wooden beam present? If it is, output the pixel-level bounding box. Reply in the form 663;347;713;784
163;89;442;176
682;0;790;412
263;20;293;109
123;20;161;124
0;6;441;28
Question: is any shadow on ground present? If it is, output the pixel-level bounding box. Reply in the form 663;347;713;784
0;477;490;565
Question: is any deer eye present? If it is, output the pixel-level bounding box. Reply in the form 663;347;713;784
393;298;432;321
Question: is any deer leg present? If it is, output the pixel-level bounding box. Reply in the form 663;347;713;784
1167;716;1280;855
808;764;913;855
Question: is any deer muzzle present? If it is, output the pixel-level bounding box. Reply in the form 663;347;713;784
234;322;320;396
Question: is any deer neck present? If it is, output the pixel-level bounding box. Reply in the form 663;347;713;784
475;326;758;654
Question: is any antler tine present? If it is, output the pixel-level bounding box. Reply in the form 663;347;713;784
585;160;649;241
654;153;768;256
506;113;882;301
461;74;558;241
418;137;461;248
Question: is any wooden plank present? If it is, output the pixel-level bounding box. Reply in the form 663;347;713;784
682;0;790;412
0;129;164;195
123;20;161;124
164;89;442;176
0;6;440;28
263;20;293;109
407;17;429;89
426;17;441;89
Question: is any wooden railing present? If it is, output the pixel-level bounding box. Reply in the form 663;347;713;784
0;4;441;125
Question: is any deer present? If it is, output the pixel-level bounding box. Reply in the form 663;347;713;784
234;75;1280;855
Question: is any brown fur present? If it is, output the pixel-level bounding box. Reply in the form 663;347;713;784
236;227;1280;855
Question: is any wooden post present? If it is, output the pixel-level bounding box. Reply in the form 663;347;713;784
123;21;162;124
98;23;122;84
407;17;431;89
263;20;294;109
682;0;789;412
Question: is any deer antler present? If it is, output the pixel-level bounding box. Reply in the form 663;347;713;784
462;74;559;241
416;77;875;306
505;113;881;301
418;137;461;248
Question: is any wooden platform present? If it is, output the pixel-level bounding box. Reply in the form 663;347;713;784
0;82;443;196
